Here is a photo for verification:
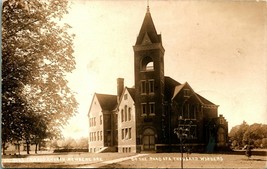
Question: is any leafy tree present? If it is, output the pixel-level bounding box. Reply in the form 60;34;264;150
229;121;249;148
2;0;78;154
262;138;267;148
76;137;89;149
243;123;265;146
50;139;60;149
229;122;267;149
62;138;77;149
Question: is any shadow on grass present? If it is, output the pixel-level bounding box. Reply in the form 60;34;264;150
245;158;267;162
100;163;124;168
2;154;29;158
208;150;267;156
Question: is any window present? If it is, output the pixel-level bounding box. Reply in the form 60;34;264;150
115;113;118;128
90;118;94;126
218;128;225;143
124;105;127;121
219;118;224;124
149;102;155;115
129;128;132;139
100;131;103;141
184;89;190;97
141;80;146;94
125;128;128;139
146;62;154;71
100;115;103;125
121;110;124;122
97;131;99;141
148;80;154;93
128;107;131;121
94;117;96;126
122;129;125;139
141;56;154;71
190;125;197;139
141;103;147;115
183;104;189;119
124;94;128;100
192;105;196;119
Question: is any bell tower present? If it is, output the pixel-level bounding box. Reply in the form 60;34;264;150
133;5;165;150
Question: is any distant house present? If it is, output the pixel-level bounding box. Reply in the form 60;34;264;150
87;6;228;153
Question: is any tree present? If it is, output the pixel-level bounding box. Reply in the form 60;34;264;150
2;0;78;154
243;123;264;146
262;138;267;148
76;137;89;149
229;122;267;149
229;121;249;149
62;138;77;149
245;144;252;158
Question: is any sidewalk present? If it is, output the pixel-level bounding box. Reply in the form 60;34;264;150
76;153;148;168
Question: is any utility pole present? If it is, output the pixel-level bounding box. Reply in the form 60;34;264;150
174;116;193;169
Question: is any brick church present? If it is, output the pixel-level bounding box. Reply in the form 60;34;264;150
88;6;228;153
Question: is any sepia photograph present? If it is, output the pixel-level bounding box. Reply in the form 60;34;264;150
1;0;267;168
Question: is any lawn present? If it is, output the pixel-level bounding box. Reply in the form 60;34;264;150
2;151;266;168
103;153;266;168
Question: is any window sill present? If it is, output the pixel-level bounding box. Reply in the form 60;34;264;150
140;70;154;73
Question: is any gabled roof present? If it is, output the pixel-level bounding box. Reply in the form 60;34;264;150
196;93;216;105
126;87;135;102
172;84;186;100
117;87;135;106
164;76;181;101
135;7;161;45
170;81;217;106
95;93;117;111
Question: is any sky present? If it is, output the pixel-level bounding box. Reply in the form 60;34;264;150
61;0;267;139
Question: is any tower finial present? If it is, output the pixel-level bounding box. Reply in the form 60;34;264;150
147;0;150;12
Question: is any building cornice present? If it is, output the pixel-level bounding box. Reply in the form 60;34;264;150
133;43;165;53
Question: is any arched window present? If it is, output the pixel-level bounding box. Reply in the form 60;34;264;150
146;62;154;70
128;107;131;121
121;109;124;122
124;105;127;121
141;56;154;71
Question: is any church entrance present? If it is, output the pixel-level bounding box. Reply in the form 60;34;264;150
142;128;155;151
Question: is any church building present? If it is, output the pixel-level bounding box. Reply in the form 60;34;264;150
87;6;228;153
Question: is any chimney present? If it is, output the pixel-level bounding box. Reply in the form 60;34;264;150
117;78;124;102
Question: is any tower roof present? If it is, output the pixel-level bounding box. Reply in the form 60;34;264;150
135;6;161;45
